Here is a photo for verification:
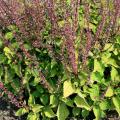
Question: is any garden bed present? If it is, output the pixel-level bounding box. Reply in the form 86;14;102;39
0;98;119;120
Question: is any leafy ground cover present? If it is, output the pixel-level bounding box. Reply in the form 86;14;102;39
0;0;120;120
0;98;119;120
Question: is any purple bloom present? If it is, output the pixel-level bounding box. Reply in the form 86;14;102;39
0;82;4;89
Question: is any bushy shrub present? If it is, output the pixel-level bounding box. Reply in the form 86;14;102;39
0;0;120;120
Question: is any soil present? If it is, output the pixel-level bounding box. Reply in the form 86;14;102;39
0;98;26;120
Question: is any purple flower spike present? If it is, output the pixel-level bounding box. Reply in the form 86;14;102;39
0;82;4;89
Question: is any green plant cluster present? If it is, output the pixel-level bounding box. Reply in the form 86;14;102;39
0;1;120;120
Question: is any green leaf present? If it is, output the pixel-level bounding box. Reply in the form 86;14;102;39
102;51;111;61
5;32;14;40
61;97;74;107
27;112;39;120
4;47;14;59
78;72;88;86
113;49;118;55
28;94;35;106
56;38;63;46
33;77;40;85
32;104;43;113
40;94;49;105
0;39;3;48
50;67;57;77
0;66;3;77
44;107;55;118
0;54;7;64
63;80;75;98
108;58;119;68
93;59;104;75
112;96;120;115
104;43;114;51
12;78;21;92
32;91;41;97
24;44;32;50
99;100;110;110
15;108;28;116
57;102;69;120
74;95;91;111
116;35;120;44
89;85;100;101
115;88;120;94
75;88;86;98
105;86;114;97
101;111;106;118
23;71;31;85
7;25;18;31
31;69;39;78
51;60;57;68
58;20;65;28
36;85;44;94
50;95;58;108
4;67;14;84
111;67;119;81
90;72;103;83
67;0;71;5
82;109;89;118
11;42;19;50
93;105;101;120
12;63;22;77
72;107;81;116
102;57;118;68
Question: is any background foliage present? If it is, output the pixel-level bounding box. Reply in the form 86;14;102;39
0;0;120;120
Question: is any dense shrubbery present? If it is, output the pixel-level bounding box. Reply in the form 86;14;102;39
0;0;120;120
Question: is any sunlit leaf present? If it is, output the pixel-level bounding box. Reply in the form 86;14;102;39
16;108;28;116
111;67;119;81
4;47;14;59
105;86;114;97
93;59;104;75
32;104;43;113
44;107;55;118
90;72;103;83
27;112;39;120
104;43;114;51
74;95;90;111
89;85;100;101
99;100;110;110
28;94;35;106
63;80;76;98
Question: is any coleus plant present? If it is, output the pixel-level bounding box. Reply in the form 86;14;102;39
0;0;120;120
